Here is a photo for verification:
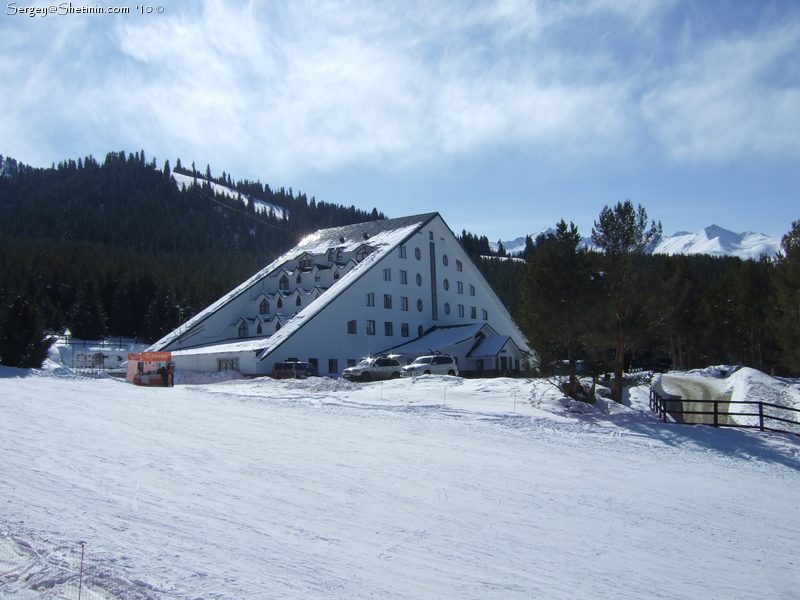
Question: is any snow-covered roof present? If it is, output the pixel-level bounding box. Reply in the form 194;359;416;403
380;323;494;357
467;335;518;358
150;213;439;353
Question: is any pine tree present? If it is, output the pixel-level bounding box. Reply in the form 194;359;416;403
518;220;599;400
592;200;662;402
0;295;54;368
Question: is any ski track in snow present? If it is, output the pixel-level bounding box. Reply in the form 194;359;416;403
1;370;799;599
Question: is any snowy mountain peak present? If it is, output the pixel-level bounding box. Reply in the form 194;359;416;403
495;225;781;260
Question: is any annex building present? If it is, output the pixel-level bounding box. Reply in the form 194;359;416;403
149;213;529;377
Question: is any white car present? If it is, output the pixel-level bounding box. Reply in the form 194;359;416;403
401;354;459;377
342;356;403;382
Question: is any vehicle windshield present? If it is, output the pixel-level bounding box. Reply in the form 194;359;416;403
356;359;372;367
411;357;433;365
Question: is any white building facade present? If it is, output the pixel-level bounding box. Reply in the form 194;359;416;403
149;213;529;377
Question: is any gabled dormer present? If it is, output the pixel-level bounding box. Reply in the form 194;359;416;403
297;252;314;270
355;244;373;262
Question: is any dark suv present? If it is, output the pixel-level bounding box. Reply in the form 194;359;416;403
271;361;320;379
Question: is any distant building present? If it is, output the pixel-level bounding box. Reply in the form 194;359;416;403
149;213;529;376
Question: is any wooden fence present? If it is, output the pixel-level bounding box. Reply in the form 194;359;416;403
649;389;800;436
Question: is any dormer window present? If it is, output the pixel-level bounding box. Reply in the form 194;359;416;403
279;275;289;290
277;297;283;308
299;254;313;269
296;295;302;306
296;273;302;284
327;250;334;262
260;299;269;314
256;322;263;335
356;245;372;262
238;321;249;338
336;249;343;261
333;270;340;280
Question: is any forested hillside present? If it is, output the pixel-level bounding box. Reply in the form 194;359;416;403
0;151;384;365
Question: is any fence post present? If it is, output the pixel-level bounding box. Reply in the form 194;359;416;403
758;403;764;431
78;543;85;600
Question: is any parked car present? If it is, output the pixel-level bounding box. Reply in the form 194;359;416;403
342;356;402;382
272;361;319;379
401;354;459;377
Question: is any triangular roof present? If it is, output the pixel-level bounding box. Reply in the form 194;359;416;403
380;323;496;356
150;213;439;352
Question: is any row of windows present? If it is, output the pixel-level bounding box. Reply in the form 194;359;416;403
397;245;463;271
347;320;424;338
260;296;308;313
279;270;340;290
239;320;281;338
379;268;476;296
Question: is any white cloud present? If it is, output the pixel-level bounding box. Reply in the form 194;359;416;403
1;0;797;178
640;24;800;162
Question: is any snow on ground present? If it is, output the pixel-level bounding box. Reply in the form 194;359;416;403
1;365;799;600
170;172;288;219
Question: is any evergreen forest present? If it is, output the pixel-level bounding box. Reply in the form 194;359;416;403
0;151;384;366
0;152;797;387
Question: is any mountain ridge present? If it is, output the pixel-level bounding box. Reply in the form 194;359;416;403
495;225;782;260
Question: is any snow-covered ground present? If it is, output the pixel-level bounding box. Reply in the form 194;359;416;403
171;172;288;219
1;363;799;600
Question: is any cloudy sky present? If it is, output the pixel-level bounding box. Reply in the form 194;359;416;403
2;0;799;242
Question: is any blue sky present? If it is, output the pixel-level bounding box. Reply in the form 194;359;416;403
2;0;799;242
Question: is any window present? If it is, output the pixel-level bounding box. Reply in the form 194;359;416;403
415;247;421;260
367;320;376;335
458;304;465;317
401;323;409;337
260;299;269;314
366;292;375;307
416;299;423;312
400;270;408;285
328;359;338;374
443;279;449;291
296;273;302;284
418;325;424;337
218;358;239;372
296;295;302;306
469;284;475;296
334;270;340;280
482;309;488;320
356;246;371;261
337;249;343;261
399;245;407;259
444;302;450;315
383;268;391;281
347;320;357;334
442;254;449;266
401;297;409;311
384;322;393;336
238;321;248;338
279;275;289;290
300;256;313;269
416;273;422;287
429;231;433;240
470;306;477;319
327;249;334;262
456;260;463;272
457;281;463;294
384;294;392;309
347;358;357;368
315;272;321;282
277;297;283;308
256;322;263;335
